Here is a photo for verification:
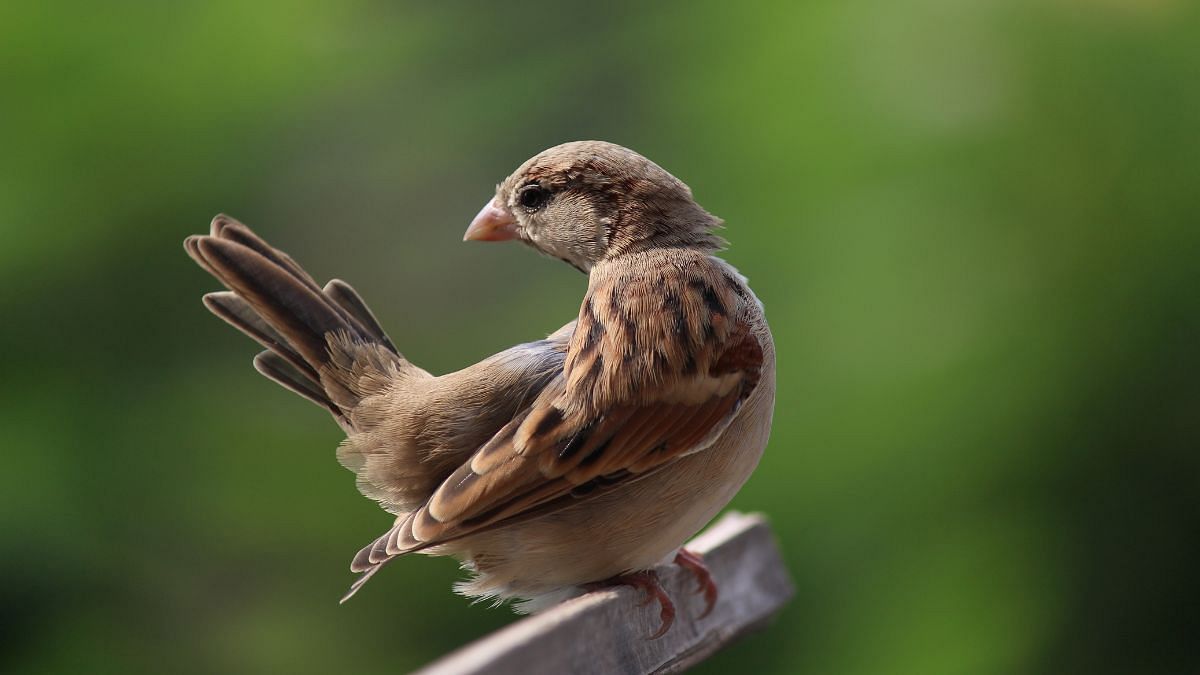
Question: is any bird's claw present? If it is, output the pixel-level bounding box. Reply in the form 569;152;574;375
674;548;718;618
586;570;676;639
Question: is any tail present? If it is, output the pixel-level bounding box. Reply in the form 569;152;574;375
185;214;402;429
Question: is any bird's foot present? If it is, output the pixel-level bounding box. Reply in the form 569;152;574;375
586;570;676;639
673;548;718;618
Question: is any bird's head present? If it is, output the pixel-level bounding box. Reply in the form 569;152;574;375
463;141;724;272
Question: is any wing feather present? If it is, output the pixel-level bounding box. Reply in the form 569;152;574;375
345;255;764;593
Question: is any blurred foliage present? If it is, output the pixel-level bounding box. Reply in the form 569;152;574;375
2;1;1198;673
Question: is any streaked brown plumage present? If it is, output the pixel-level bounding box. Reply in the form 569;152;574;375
185;141;775;630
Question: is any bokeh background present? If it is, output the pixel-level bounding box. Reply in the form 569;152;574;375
3;1;1198;673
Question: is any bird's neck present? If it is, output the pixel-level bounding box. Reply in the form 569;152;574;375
604;202;725;260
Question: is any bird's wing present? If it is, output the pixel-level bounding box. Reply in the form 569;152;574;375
346;255;763;595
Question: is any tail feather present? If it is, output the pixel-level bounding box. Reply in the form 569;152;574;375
192;235;348;367
323;279;397;353
202;291;316;379
207;215;386;345
210;214;323;293
184;234;220;278
188;214;425;600
253;351;340;415
186;214;401;422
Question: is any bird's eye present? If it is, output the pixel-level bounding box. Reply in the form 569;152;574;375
518;185;549;211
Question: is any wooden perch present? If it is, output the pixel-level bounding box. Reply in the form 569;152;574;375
417;511;794;675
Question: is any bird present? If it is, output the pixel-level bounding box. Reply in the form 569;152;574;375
184;140;775;637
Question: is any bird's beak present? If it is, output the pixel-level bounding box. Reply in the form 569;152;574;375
463;200;518;242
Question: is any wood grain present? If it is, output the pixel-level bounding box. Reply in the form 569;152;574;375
417;512;794;675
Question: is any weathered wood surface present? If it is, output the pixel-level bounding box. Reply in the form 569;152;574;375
417;511;794;675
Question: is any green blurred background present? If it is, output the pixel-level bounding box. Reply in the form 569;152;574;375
3;1;1198;673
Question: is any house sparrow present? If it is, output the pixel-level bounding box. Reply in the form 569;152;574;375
184;141;775;636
